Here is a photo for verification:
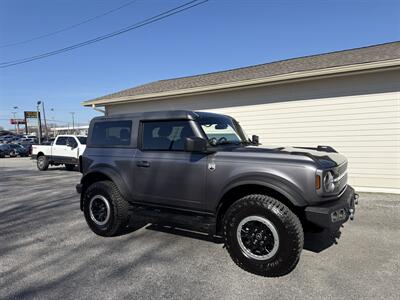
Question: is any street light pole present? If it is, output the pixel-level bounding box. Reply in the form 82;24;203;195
50;108;55;137
42;102;48;138
12;111;18;134
36;101;43;144
12;106;19;134
70;112;75;134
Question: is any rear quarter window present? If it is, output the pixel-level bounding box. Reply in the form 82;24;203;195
90;120;132;146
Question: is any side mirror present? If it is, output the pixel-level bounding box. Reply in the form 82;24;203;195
184;137;207;153
67;141;77;149
252;135;259;145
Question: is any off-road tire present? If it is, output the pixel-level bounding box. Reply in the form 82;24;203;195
223;194;304;277
65;164;75;171
83;181;130;237
37;155;49;171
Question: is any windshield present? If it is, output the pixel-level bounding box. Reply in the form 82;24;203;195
198;115;249;145
77;137;87;144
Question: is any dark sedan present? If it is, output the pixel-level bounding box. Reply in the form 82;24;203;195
9;144;30;157
19;142;33;156
0;144;17;157
0;144;29;157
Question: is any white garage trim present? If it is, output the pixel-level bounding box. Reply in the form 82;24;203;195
83;59;400;107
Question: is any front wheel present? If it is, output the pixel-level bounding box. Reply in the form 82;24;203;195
83;181;130;237
37;155;49;171
223;194;304;277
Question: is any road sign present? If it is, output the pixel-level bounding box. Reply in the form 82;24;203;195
10;119;26;125
24;111;38;118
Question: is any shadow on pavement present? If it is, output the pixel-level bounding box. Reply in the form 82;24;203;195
303;229;341;253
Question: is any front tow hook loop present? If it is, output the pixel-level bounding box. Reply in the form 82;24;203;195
349;208;355;221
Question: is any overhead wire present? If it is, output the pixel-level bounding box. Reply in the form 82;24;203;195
0;0;208;68
0;0;139;48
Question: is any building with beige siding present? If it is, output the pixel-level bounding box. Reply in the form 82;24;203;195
82;42;400;194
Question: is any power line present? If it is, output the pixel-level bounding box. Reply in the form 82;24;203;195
0;0;208;68
0;0;138;48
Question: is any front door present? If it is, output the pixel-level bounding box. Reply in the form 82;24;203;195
133;120;207;211
52;136;78;163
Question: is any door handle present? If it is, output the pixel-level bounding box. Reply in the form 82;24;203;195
136;161;150;168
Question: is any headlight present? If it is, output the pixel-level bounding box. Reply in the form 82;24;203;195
323;171;335;192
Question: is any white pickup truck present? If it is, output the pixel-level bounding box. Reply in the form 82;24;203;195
32;135;87;171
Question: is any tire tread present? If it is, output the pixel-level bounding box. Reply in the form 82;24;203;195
223;194;304;277
84;180;130;237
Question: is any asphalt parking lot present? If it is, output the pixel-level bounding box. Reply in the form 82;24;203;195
0;157;399;300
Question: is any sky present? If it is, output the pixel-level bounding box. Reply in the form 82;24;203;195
0;0;399;129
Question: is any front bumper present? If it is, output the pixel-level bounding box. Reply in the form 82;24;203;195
305;186;358;231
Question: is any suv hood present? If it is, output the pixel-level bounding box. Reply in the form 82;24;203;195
230;145;347;169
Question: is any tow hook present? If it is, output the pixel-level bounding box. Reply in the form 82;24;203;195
349;193;359;221
349;208;355;221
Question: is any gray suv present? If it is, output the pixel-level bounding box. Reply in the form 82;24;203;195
76;110;358;277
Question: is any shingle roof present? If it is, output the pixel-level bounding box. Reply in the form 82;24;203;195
84;41;400;105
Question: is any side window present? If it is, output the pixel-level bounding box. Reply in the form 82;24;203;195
141;120;194;151
56;137;67;145
68;137;78;148
91;120;132;146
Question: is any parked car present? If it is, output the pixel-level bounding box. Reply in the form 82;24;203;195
1;136;14;143
76;110;358;277
19;142;33;156
41;138;55;145
32;135;87;171
9;144;30;157
0;144;18;157
21;137;38;144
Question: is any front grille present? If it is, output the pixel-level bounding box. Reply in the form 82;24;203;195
333;162;348;192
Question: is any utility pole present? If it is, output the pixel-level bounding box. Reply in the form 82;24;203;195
70;112;75;134
42;102;48;138
36;101;43;144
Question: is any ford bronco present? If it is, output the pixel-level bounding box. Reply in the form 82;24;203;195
76;110;358;277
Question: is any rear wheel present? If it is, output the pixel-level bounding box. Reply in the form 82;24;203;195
83;181;130;237
223;194;304;277
9;150;16;157
37;155;49;171
65;164;75;171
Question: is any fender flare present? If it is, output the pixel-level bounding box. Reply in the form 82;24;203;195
217;173;308;214
80;166;131;210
